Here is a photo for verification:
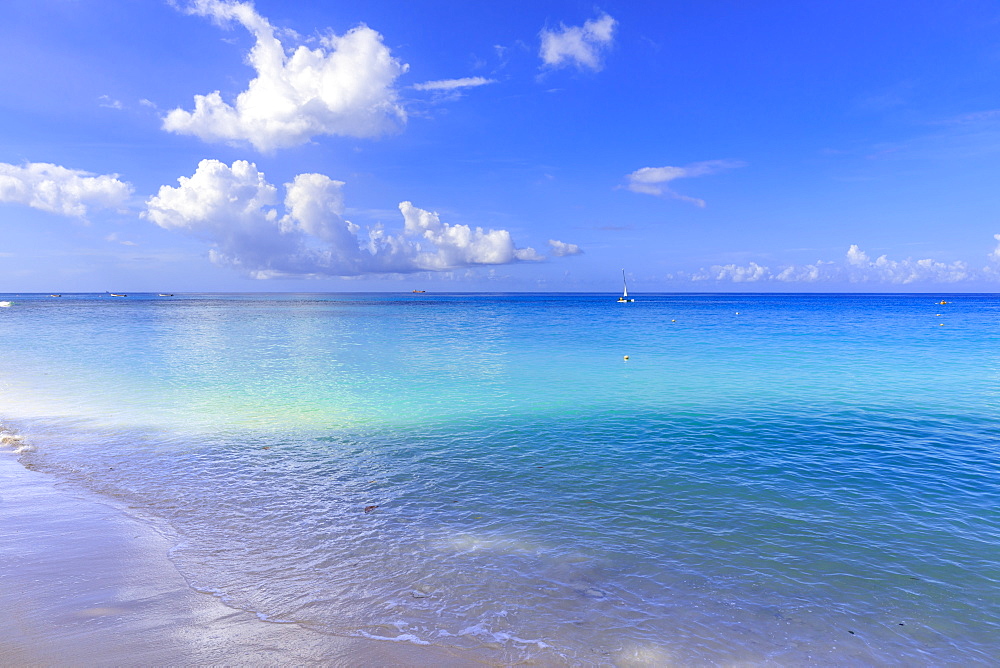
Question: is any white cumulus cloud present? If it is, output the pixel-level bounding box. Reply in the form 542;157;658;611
399;202;542;269
624;160;745;207
164;0;408;152
144;160;553;278
548;239;582;256
845;244;869;266
0;162;133;219
775;263;825;282
989;233;1000;263
145;159;297;272
540;13;616;71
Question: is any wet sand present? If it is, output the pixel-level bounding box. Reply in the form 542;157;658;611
0;454;470;666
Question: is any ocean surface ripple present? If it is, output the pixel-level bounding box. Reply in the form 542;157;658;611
1;292;998;664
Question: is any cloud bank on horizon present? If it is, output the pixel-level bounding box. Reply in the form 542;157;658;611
685;243;995;285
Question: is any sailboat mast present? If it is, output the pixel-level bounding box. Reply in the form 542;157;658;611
622;269;628;298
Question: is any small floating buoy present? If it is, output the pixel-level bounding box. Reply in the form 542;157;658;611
671;319;676;322
623;355;630;361
736;312;740;315
939;323;944;326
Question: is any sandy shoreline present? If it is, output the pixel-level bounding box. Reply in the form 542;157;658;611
0;453;471;666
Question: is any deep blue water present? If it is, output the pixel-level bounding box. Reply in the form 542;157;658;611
1;292;997;664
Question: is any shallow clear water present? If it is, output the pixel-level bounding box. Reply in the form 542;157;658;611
1;293;998;664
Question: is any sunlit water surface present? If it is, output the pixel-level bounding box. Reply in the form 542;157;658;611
1;293;997;664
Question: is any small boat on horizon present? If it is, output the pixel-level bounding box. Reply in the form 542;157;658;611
412;289;426;293
159;293;174;297
617;269;634;303
110;293;127;297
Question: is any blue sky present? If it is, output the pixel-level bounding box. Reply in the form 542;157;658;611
2;0;1000;292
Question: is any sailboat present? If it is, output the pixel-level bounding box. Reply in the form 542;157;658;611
617;269;634;302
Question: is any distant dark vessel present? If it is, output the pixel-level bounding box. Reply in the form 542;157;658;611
412;290;426;293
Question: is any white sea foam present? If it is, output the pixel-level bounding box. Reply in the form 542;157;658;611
0;430;33;453
455;623;551;649
357;622;432;645
359;632;430;645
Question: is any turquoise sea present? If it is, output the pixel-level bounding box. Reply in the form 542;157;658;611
0;292;997;664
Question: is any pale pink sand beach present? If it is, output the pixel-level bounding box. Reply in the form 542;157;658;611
0;454;470;666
